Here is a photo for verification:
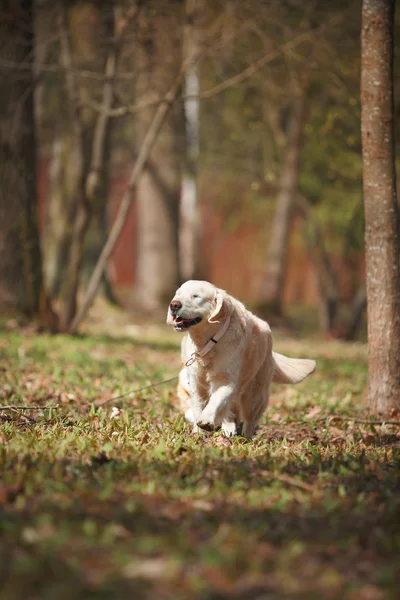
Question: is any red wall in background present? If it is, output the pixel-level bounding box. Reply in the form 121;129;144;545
107;163;137;287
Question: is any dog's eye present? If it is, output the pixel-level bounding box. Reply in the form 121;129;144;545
192;294;200;299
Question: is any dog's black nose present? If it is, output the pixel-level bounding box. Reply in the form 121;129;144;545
170;300;182;312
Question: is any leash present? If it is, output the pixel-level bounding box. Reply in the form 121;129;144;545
95;375;179;408
100;317;231;404
2;375;179;414
4;319;232;413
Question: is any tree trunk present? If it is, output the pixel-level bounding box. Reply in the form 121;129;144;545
56;0;89;331
132;3;182;311
43;2;91;300
361;0;400;415
44;132;79;297
82;4;116;304
180;0;204;281
0;0;43;315
43;1;116;329
260;90;307;316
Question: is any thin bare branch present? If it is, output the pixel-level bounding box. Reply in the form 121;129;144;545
296;193;337;293
81;23;329;120
69;7;221;332
0;10;224;82
115;4;138;38
198;25;324;99
83;95;161;118
0;57;134;81
69;69;186;333
86;7;119;200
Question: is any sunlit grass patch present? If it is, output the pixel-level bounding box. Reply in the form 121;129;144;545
0;323;399;599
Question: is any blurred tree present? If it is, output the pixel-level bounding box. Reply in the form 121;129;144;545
296;194;339;333
81;3;120;305
258;2;343;320
297;195;367;338
26;0;399;336
259;87;308;317
361;0;400;415
0;1;45;316
295;7;365;337
131;1;183;312
43;0;117;330
199;1;365;320
70;4;192;331
180;0;204;281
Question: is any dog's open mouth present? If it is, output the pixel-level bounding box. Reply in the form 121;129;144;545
172;315;202;331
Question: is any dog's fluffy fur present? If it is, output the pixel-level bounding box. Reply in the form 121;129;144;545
167;280;316;438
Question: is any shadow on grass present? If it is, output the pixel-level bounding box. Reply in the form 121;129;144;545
1;453;400;600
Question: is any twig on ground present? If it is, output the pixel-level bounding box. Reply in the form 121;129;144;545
6;407;36;425
312;415;400;426
265;472;315;492
271;415;400;426
0;406;59;411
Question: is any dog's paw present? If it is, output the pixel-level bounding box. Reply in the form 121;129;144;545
196;416;215;432
221;421;237;437
196;419;214;432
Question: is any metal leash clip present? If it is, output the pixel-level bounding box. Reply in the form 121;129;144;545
185;352;198;367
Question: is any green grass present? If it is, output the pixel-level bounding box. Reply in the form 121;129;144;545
0;320;399;599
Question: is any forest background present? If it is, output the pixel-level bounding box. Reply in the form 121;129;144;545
3;0;398;339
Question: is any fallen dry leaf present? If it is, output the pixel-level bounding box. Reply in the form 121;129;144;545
122;558;180;580
304;406;322;420
328;426;346;438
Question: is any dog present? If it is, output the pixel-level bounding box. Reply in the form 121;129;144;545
166;280;316;438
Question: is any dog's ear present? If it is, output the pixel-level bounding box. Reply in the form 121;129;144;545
208;289;225;323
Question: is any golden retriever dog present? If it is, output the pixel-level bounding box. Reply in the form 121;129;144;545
166;280;316;438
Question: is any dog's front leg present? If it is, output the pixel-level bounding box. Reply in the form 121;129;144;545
190;393;207;434
196;383;236;432
188;369;208;433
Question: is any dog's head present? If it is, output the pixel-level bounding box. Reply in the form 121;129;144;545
166;280;229;332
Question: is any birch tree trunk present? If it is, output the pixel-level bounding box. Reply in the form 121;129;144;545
180;0;203;281
260;90;307;316
132;3;182;311
0;0;43;315
361;0;400;415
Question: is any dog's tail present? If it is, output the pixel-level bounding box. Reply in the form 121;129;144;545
272;351;316;384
